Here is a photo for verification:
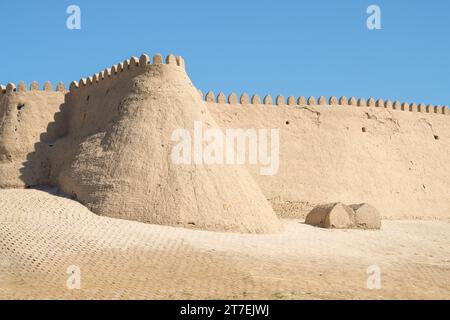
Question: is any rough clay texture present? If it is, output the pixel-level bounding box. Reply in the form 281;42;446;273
0;91;64;187
44;63;281;234
305;202;356;229
1;189;449;300
350;203;382;229
1;54;450;232
208;103;450;220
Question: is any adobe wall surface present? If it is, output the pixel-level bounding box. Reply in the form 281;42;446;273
44;54;281;233
206;95;450;220
1;53;449;227
0;83;65;187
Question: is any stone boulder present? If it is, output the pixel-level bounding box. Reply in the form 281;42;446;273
305;202;382;230
350;203;382;229
305;202;355;229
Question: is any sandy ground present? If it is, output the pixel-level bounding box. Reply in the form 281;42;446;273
0;189;449;300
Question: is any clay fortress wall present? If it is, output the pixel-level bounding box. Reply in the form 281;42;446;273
1;53;449;226
205;93;450;220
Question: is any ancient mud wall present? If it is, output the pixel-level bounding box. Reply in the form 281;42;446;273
0;82;65;187
205;92;450;220
44;54;280;233
1;54;449;224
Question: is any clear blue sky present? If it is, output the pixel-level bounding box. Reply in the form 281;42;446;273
0;0;449;105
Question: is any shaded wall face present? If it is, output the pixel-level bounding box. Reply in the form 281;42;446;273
208;103;450;220
47;65;147;189
0;91;64;187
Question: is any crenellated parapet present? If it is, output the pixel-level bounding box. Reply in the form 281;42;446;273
67;53;186;97
202;91;449;116
0;81;66;96
1;52;448;118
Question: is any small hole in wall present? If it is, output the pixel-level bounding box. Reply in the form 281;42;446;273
86;95;90;102
434;135;439;140
362;127;367;133
17;104;25;111
285;121;290;125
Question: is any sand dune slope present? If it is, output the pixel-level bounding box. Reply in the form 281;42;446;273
0;189;449;299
